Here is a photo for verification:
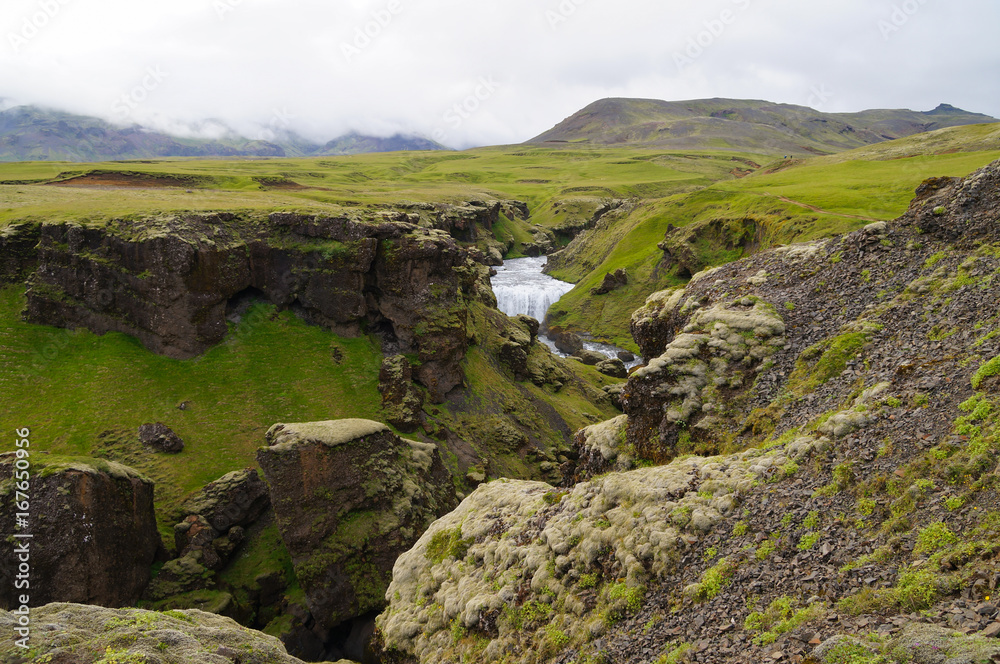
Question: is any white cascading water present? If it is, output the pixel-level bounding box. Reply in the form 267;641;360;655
491;256;574;323
491;256;642;368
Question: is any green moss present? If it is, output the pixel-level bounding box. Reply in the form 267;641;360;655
689;557;738;601
972;355;1000;389
744;597;824;647
797;532;821;550
655;642;692;664
914;521;959;555
924;250;948;269
425;526;473;565
787;326;878;395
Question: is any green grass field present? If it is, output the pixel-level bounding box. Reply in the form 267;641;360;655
0;289;384;525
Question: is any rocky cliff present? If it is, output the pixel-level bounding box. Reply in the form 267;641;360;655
0;200;522;404
0;454;161;609
372;160;1000;663
257;420;456;648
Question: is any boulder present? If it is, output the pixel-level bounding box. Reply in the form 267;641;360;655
550;328;584;356
596;357;628;378
0;603;312;663
617;350;636;363
138;422;184;453
179;468;270;533
590;267;628;295
0;454;161;608
257;419;456;631
576;349;607;366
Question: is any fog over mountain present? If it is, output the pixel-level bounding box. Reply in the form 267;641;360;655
1;0;998;148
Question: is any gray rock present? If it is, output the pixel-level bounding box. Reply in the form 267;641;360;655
138;422;184;453
0;603;310;663
257;419;457;630
596;358;628;378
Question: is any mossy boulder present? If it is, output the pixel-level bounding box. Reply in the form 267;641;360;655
376;438;813;664
178;468;270;533
623;297;786;463
0;602;329;663
0;454;161;609
257;419;456;632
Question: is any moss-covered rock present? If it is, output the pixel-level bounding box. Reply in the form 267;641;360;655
376;435;826;664
378;355;425;433
622;297;786;463
257;420;456;632
0;602;335;663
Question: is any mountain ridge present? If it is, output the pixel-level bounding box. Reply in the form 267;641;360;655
0;103;449;162
528;97;999;155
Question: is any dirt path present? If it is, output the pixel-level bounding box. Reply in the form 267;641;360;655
765;192;885;222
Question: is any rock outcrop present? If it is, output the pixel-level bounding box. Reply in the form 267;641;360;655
144;469;271;603
19;206;501;402
0;222;40;283
257;420;456;634
379;355;425;433
0;454;161;608
0;603;336;664
590;267;628;295
623;296;787;462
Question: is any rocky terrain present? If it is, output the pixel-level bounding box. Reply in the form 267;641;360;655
372;160;1000;663
1;140;999;664
0;192;623;660
257;420;456;651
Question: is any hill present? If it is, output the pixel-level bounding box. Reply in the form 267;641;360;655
528;97;999;155
0;103;448;161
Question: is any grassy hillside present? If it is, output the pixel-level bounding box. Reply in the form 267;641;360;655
2;124;999;353
545;139;1000;348
529;97;998;155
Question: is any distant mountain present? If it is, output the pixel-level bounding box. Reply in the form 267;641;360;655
0;104;449;161
527;98;999;155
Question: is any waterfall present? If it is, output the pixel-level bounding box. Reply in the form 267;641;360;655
491;256;574;323
490;256;642;368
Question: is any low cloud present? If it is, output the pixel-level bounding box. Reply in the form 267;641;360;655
1;0;997;148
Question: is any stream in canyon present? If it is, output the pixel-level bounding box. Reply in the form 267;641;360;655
491;256;640;367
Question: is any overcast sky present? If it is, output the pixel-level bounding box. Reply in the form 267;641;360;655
1;0;997;148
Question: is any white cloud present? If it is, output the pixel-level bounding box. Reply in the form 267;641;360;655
1;0;997;148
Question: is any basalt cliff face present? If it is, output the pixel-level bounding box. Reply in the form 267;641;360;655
373;161;1000;664
2;201;516;402
0;455;161;609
